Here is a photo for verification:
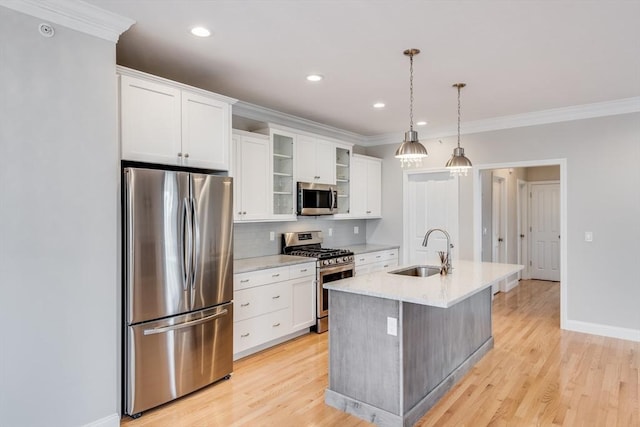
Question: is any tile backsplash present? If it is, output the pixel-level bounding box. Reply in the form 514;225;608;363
234;218;367;259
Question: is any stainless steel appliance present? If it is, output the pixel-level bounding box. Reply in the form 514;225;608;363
123;165;234;418
297;182;338;216
282;231;354;333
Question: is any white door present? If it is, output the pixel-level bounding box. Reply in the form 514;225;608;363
530;182;560;281
406;172;458;266
491;175;506;293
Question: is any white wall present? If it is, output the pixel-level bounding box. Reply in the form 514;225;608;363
0;7;119;427
367;113;640;337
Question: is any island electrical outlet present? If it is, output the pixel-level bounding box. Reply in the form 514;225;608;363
387;317;397;336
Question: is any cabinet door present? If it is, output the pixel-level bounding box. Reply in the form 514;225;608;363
366;159;382;216
182;91;230;170
238;135;270;221
350;156;367;216
291;277;315;330
120;75;182;165
315;139;336;184
295;135;318;183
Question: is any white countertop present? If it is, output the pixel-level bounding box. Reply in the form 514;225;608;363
323;260;523;308
339;243;400;255
234;255;315;274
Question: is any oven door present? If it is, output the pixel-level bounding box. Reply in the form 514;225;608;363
318;263;354;318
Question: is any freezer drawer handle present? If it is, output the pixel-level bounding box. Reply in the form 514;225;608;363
143;309;228;335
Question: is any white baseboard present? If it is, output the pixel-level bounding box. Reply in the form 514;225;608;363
502;278;520;293
564;320;640;342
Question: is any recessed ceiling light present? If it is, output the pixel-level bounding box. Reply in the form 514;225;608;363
306;74;323;82
190;27;211;37
373;102;386;109
416;121;427;126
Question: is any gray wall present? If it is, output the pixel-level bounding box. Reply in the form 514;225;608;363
235;218;367;258
0;7;119;426
367;113;640;332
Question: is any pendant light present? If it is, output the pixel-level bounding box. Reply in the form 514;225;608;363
395;49;428;168
446;83;472;176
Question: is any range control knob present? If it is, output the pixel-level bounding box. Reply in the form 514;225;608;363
323;259;330;266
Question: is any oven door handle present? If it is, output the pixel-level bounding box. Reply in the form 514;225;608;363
319;263;354;276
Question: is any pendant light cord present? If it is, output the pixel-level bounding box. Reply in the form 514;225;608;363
409;53;414;131
457;84;461;149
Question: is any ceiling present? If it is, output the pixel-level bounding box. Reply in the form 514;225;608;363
87;0;640;138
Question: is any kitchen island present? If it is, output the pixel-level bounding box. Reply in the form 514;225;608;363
324;260;523;427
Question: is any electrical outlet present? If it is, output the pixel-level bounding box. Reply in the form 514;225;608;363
585;231;593;242
354;226;359;234
328;228;333;237
269;231;275;241
387;317;397;336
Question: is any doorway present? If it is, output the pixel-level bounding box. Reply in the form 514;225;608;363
473;159;567;329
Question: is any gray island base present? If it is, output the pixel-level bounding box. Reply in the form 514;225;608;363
324;261;522;427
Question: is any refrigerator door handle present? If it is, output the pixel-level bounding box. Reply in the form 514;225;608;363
190;196;200;292
142;309;229;335
181;197;192;291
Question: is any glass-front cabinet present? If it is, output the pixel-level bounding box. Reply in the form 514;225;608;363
271;131;296;219
335;146;351;215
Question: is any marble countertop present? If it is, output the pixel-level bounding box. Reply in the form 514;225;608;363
234;255;315;274
339;243;400;255
324;260;523;308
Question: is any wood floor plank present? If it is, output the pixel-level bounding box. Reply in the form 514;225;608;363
120;280;639;426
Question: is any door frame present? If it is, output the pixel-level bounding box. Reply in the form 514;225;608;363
473;159;567;330
516;178;529;280
491;174;507;294
402;167;458;265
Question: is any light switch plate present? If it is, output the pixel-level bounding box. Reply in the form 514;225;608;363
328;228;333;236
585;231;593;242
269;231;275;241
387;317;397;336
354;226;359;234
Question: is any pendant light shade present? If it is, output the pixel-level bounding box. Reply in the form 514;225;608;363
395;49;428;168
446;83;472;176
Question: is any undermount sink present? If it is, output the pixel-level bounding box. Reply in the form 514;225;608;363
388;265;441;278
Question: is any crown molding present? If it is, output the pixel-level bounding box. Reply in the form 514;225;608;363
0;0;135;42
233;100;368;145
365;96;640;146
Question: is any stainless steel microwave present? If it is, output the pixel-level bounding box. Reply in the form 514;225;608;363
297;182;338;215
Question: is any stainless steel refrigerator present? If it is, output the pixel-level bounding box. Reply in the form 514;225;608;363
123;165;233;417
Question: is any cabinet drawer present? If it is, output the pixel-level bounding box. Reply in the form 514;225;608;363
354;252;376;265
355;249;399;266
289;262;315;280
233;308;292;354
234;266;290;290
234;282;291;322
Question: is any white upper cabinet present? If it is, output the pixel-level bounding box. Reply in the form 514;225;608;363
181;92;231;170
119;67;235;170
350;154;382;218
295;135;335;185
232;131;271;222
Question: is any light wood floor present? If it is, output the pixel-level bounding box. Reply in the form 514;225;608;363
121;280;639;426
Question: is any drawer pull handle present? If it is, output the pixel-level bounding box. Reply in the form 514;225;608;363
300;269;307;272
272;295;280;299
240;279;249;283
272;323;281;327
376;255;381;258
359;258;365;261
383;264;389;268
272;273;280;277
240;302;250;307
241;333;250;338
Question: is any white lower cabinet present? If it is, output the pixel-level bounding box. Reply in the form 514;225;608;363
233;262;316;358
354;249;399;275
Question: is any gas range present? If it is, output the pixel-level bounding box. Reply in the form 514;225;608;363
282;232;354;268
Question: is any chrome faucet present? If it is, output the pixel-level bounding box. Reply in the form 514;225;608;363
422;228;453;272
